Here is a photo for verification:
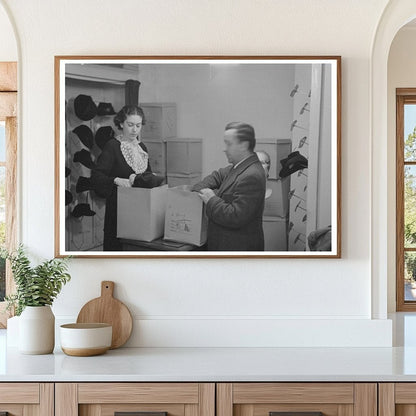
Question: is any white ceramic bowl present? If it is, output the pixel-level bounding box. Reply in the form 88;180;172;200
60;323;112;356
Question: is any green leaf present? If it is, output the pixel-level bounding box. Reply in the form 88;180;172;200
5;245;71;314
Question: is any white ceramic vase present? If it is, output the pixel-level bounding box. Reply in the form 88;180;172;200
18;305;55;354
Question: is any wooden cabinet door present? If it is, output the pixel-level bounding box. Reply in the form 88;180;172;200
379;383;416;416
0;383;53;416
217;383;377;416
55;383;215;416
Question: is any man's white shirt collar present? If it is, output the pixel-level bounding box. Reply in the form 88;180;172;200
233;155;252;169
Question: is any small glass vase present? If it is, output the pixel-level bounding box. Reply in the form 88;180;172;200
18;305;55;354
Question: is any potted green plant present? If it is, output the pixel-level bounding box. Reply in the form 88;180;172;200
3;245;71;354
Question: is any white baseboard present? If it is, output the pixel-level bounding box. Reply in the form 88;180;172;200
53;317;392;348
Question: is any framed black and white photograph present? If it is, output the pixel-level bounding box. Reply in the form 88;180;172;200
55;56;341;258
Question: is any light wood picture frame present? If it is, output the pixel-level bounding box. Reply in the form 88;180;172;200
55;56;341;258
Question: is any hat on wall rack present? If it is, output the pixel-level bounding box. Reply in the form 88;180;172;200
96;102;116;116
279;151;308;178
65;190;73;206
74;94;98;121
72;125;94;149
73;149;96;170
125;79;141;106
71;203;96;218
75;176;93;193
95;126;115;150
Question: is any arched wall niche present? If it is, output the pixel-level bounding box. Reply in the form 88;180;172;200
371;0;416;318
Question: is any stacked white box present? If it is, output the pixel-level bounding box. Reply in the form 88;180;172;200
166;138;203;188
140;103;177;140
143;139;167;176
167;138;202;174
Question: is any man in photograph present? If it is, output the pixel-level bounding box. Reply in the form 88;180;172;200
192;122;266;251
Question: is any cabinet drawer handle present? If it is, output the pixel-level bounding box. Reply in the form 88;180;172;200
270;413;323;416
115;412;167;416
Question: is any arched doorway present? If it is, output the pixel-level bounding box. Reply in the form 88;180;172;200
371;0;416;319
0;0;18;328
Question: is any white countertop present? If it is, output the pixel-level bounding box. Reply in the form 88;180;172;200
2;313;416;382
2;342;416;382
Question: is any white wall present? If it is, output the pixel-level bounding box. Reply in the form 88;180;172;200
387;26;416;312
0;0;393;347
317;64;332;229
0;3;16;61
138;63;294;176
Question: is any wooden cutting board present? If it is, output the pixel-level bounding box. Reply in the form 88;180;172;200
76;281;133;349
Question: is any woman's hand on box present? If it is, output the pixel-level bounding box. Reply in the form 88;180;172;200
114;177;131;187
128;173;137;186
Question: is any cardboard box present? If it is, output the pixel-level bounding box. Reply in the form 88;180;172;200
143;139;167;175
164;186;207;246
140;103;177;139
167;138;202;174
263;215;287;251
167;173;201;188
256;138;292;180
117;185;168;242
263;177;291;217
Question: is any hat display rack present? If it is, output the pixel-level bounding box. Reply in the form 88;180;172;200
90;102;119;246
286;79;311;251
65;96;96;251
66;95;118;251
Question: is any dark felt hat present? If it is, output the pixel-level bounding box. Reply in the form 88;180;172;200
73;149;96;170
74;94;97;121
65;190;73;206
133;172;165;189
71;203;96;218
76;176;93;193
95;126;115;150
279;151;308;178
65;167;71;178
72;125;94;149
96;102;116;116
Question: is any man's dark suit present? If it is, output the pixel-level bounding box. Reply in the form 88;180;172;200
192;153;266;251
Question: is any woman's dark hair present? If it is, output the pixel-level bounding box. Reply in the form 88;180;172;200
225;121;256;151
114;105;146;130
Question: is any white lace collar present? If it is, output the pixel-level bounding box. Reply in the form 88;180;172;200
116;135;149;174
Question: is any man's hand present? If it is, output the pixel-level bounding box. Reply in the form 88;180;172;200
198;188;215;204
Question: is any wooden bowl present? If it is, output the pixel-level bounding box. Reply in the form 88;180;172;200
60;323;112;356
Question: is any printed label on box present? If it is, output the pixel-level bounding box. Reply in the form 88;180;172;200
164;187;207;246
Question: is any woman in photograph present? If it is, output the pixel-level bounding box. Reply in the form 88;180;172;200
92;105;162;251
